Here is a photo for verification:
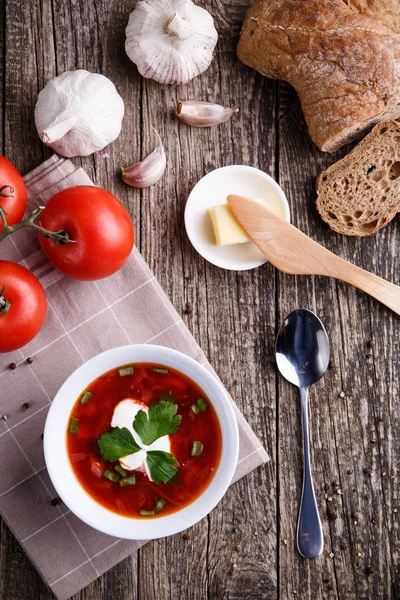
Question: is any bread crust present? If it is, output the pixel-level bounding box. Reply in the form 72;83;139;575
237;0;400;152
316;120;400;236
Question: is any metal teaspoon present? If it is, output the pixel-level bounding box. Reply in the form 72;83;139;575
275;309;330;558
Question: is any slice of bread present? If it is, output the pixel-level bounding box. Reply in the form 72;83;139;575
316;120;400;236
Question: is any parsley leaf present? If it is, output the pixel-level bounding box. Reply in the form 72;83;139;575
146;450;179;484
133;399;182;446
98;427;141;462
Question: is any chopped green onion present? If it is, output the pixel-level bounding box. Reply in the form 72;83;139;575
119;366;134;377
153;368;169;374
103;469;120;483
119;476;136;487
140;510;155;517
196;398;208;412
191;441;203;456
191;403;201;415
115;464;128;477
68;418;79;434
155;498;167;512
80;391;92;405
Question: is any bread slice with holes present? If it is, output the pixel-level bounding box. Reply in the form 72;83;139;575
316;120;400;236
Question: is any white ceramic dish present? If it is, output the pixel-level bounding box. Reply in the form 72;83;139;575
184;165;291;271
44;345;239;540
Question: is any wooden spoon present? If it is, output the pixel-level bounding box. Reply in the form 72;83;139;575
227;194;400;315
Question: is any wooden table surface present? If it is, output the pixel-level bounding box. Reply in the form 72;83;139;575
1;1;399;599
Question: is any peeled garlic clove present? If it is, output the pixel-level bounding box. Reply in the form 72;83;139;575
125;0;218;85
122;130;166;189
177;101;239;127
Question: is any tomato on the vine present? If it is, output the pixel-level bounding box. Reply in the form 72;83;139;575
0;157;27;233
0;261;47;353
38;186;135;281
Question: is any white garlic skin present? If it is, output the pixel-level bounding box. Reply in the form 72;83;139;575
125;0;218;85
35;70;125;157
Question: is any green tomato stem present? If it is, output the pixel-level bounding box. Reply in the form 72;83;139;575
0;283;11;317
0;185;14;199
0;205;75;245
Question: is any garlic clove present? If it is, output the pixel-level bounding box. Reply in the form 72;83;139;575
177;101;239;127
122;129;166;189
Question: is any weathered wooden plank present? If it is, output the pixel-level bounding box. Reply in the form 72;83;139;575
277;81;399;599
0;0;4;154
0;0;57;598
202;2;278;597
2;0;57;170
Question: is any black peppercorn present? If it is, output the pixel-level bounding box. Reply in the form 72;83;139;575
50;498;59;507
9;363;16;370
22;402;30;410
327;507;338;520
26;357;33;364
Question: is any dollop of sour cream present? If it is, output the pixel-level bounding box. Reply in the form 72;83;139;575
111;399;171;481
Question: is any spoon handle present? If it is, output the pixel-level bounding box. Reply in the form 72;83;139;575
297;386;323;559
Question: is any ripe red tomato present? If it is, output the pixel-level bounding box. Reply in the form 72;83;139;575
0;157;27;233
38;186;134;281
0;261;47;353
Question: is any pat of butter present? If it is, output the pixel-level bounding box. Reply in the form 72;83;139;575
208;204;249;246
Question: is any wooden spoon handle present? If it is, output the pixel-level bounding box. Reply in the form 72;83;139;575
327;254;400;315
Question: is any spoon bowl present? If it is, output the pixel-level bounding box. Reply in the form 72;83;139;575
276;309;330;388
276;309;330;559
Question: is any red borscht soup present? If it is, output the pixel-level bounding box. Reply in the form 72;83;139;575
67;363;222;518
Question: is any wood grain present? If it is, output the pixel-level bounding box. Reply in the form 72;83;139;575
1;1;399;599
277;82;400;600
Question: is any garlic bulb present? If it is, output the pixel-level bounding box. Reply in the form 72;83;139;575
122;129;166;188
177;101;239;127
125;0;218;85
35;70;125;157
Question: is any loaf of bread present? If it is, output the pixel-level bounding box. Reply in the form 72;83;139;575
237;0;400;152
316;120;400;236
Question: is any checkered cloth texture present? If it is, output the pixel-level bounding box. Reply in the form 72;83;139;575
0;155;269;600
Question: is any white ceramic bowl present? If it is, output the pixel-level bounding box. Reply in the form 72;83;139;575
44;345;239;540
185;165;291;271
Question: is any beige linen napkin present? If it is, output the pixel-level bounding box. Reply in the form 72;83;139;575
0;155;269;600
